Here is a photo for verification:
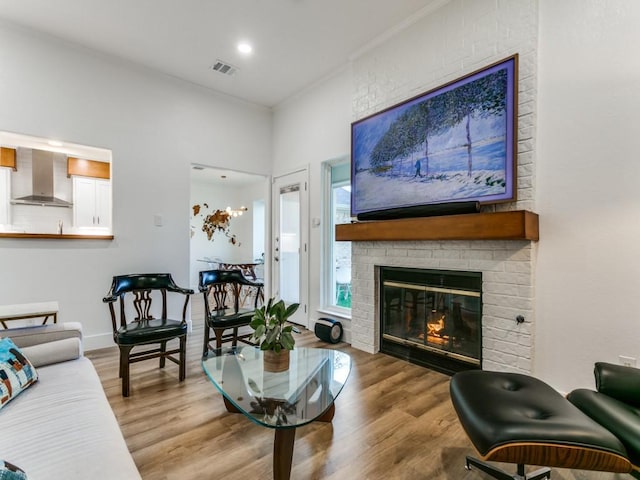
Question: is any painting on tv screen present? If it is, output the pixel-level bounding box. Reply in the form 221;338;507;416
351;55;518;217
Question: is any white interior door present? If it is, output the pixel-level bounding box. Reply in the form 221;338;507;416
272;169;309;327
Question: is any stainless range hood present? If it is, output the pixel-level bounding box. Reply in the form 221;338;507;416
11;149;73;208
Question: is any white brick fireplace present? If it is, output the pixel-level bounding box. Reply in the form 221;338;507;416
350;239;535;373
345;1;539;374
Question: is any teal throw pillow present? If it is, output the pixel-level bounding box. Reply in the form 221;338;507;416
0;459;27;480
0;337;38;410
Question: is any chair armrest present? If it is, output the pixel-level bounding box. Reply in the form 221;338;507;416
594;362;640;407
103;273;194;300
168;286;195;295
237;277;264;289
103;287;193;302
163;274;194;295
4;322;83;348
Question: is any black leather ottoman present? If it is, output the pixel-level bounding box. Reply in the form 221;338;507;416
450;370;632;479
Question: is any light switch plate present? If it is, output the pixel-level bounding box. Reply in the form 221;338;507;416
619;355;637;367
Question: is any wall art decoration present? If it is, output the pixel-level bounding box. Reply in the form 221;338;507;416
351;54;518;217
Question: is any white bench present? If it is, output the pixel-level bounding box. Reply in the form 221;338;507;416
0;301;59;329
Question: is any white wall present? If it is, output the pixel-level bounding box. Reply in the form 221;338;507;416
0;22;271;349
252;199;265;262
535;0;640;390
272;69;352;327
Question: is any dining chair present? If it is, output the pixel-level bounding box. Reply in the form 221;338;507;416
103;273;193;397
198;269;264;356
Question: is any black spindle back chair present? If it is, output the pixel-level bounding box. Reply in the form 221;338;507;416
103;273;193;397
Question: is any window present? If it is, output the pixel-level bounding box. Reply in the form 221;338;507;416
322;159;351;311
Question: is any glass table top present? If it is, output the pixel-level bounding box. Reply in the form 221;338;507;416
202;346;351;429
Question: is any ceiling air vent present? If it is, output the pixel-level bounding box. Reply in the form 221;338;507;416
211;60;238;76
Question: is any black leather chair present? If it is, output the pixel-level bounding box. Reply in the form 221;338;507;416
103;273;193;397
568;362;640;478
198;269;264;356
217;262;265;308
450;370;633;479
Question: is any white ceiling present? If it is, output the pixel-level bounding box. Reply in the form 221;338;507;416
0;0;445;107
190;165;266;187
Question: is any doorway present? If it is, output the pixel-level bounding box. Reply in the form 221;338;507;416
272;169;309;327
189;165;268;298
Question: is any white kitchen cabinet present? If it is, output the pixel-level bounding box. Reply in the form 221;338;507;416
0;167;10;226
73;176;111;231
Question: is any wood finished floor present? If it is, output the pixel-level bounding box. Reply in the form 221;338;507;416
87;322;629;480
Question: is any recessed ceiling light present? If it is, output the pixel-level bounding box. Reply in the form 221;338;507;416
237;42;253;55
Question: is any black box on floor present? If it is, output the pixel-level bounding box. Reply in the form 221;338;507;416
314;318;343;344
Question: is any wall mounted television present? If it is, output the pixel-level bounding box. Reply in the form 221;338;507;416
351;54;518;219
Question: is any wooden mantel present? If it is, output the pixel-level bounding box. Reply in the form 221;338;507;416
335;210;539;242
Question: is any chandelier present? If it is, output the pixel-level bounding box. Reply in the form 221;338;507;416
225;206;248;217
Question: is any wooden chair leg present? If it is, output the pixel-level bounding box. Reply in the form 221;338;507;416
179;335;186;381
119;345;133;397
214;328;224;349
203;322;211;356
159;341;167;368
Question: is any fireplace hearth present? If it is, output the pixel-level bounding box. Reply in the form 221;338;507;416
380;267;482;375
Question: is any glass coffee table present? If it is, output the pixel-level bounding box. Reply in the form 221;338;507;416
202;346;351;480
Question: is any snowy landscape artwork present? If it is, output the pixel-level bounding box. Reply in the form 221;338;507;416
351;55;517;216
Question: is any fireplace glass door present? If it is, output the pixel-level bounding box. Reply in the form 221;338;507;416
381;268;481;371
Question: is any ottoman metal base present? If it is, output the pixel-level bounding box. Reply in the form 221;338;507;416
465;456;550;480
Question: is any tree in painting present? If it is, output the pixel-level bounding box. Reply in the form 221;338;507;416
447;69;507;176
370;69;506;179
370;97;449;177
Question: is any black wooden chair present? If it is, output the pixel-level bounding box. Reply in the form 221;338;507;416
103;273;193;397
198;269;264;356
217;262;265;307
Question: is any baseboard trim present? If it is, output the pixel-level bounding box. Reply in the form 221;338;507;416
84;332;114;351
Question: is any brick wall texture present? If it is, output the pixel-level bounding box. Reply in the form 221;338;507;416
349;0;538;374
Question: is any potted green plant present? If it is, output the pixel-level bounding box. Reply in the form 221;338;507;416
249;298;299;372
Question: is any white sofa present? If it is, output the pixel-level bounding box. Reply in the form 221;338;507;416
0;323;141;480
